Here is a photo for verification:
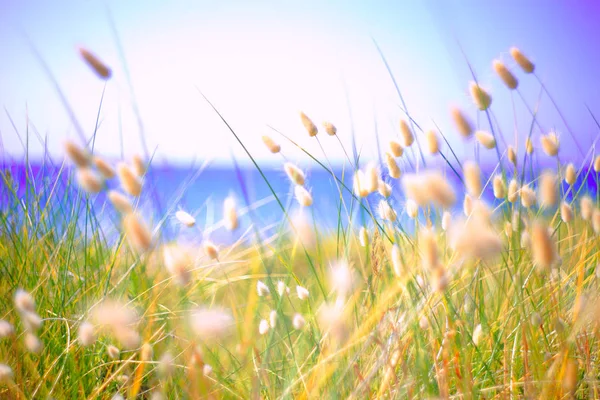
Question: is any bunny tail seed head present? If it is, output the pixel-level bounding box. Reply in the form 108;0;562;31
594;155;600;172
24;333;43;354
475;130;496;149
93;156;116;179
469;82;492;111
378;180;392;198
257;280;270;297
508;146;517;166
203;241;219;260
520;184;537;208
294;185;313;206
493;60;518;89
123;213;153;253
539;171;558;207
389;140;403;157
364;163;380;194
426;130;439;154
131;155;146;177
108;191;133;214
564;163;576;186
526;138;534;154
78;322;96;347
493;175;506;199
359;226;369;247
284;162;305;186
593;208;600;234
451;107;473;137
78;46;112;79
0;364;14;382
292;313;306;329
507;179;518;203
117;163;142;197
378;200;397;222
322;121;337;136
580;196;593;220
296;285;309;300
14;289;35;313
76;167;104;193
385;153;401;179
300;112;318;137
419;229;439;271
561;202;574;223
107;345;120;360
223;197;239;230
175;210;195;227
540;132;560;156
0;320;15;338
406;199;418;219
65;140;90;167
258;319;269;335
510;47;535;74
441;211;451;231
189;307;234;341
163;245;193;286
399;119;414;147
463;161;482;197
531;222;557;271
353;170;368;198
261;135;281;153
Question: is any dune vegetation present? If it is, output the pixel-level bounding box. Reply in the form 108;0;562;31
2;46;600;399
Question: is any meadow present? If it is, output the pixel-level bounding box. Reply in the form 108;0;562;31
2;46;600;399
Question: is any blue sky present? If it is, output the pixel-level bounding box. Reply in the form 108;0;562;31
1;1;599;167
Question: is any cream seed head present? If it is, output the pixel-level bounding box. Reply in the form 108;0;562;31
426;129;439;154
507;179;518;203
269;310;277;328
492;60;518;89
78;322;96;347
526;137;534;154
78;46;112;79
123;213;153;253
472;324;484;346
581;196;594;220
510;47;535;74
117;162;142;197
76;167;104;193
292;313;306;330
595;155;600;172
399;119;414;147
107;345;120;360
594;208;600;235
64;140;90;167
364;163;379;194
419;229;439;271
140;343;153;362
0;320;15;338
322;121;337;136
359;226;369;247
378;180;392;198
24;332;43;354
223;196;239;230
158;352;175;377
296;285;309;300
300;112;318;137
378;200;397;222
463;161;482;197
539;171;558;208
203;364;213;376
463;194;473;217
564;163;576;186
406;199;418;219
469;81;492;111
108;191;133;214
508;146;517;166
520;184;537;208
493;175;506;199
531;222;557;271
276;281;290;296
132;155;146;177
189;307;234;341
259;319;270;335
540;132;560;156
561;202;574;223
294;185;313;207
203;240;219;260
163;245;193;286
0;364;14;382
353;170;369;198
385;153;401;179
93;156;116;179
284;162;305;186
441;211;451;231
175;210;196;227
389;140;403;157
261;135;281;153
14;289;35;313
475;130;496;149
451;107;473;137
257;280;270;297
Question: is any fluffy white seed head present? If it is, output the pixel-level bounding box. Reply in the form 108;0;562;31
261;135;281;153
284;162;305;186
364;162;379;194
378;200;397;222
426;130;439;154
294;185;313;207
0;364;14;382
406;199;418;219
493;175;506;199
540;132;560;156
463;161;482;197
203;240;219;260
76;167;104;193
510;47;535;73
189;307;234;341
123;213;153;253
520;184;537;208
22;311;43;332
385;153;401;179
322;121;337;136
64;140;90;167
296;285;309;300
93;300;140;349
419;229;439;270
223;197;239;230
300;112;318;137
257;280;270;297
117;162;142;197
399;119;414;147
508;179;519;203
561;202;574;223
475;130;496;149
451;107;473;138
564;163;576;186
24;332;43;354
389;140;403;157
493;60;518;89
469;82;492;111
107;345;120;360
140;343;153;362
508;146;517;166
163;244;194;286
131;155;146;177
472;324;484;346
203;364;213;376
157;351;175;378
93;156;116;179
329;260;356;299
581;196;594;220
378;180;392;198
441;211;451;231
0;320;15;338
14;289;35;313
173;210;194;227
78;322;96;347
292;313;306;330
259;319;270;335
359;226;369;247
594;156;600;172
531;222;557;271
450;217;503;261
526;138;534;154
269;310;277;328
539;171;558;208
108;191;133;214
276;281;290;296
402;171;456;208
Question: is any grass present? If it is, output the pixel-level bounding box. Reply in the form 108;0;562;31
2;46;600;399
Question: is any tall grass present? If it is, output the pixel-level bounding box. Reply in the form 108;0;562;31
2;44;600;400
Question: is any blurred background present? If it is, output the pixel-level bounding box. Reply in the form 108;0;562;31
2;1;600;234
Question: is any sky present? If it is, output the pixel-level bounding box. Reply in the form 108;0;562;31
1;0;600;168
